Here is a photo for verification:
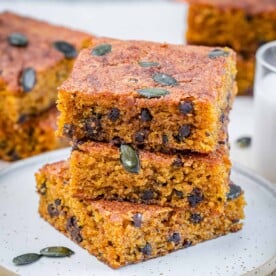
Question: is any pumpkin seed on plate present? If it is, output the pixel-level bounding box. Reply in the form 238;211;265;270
120;145;140;173
40;246;74;257
152;73;177;86
137;88;169;98
91;43;112;56
236;136;251;148
13;253;41;266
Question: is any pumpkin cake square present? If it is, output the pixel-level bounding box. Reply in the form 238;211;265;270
68;141;231;215
0;11;92;123
36;161;245;269
0;107;68;161
57;38;237;153
184;0;276;94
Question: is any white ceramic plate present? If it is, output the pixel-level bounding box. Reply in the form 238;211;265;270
0;148;275;276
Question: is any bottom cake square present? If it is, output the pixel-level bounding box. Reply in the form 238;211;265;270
36;161;245;269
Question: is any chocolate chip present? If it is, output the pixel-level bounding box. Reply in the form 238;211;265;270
72;140;85;151
140;243;152;255
175;125;191;142
227;183;243;200
63;124;75;138
173;189;184;199
53;41;77;59
162;134;168;145
7;149;20;161
111;136;123;147
108;108;120;122
190;213;202;224
38;183;47;195
220;113;225;123
55;199;61;206
245;14;253;22
66;217;83;243
179;102;193;115
140;108;153;122
188;188;204;207
17;114;28;124
171;155;183;168
135;129;148;145
20;68;36;92
141;190;154;201
84;117;101;138
183;240;192;248
47;203;59;218
132;213;143;228
168;232;181;244
8;32;28;47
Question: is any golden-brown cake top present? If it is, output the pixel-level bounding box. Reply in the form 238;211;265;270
60;38;236;103
183;0;276;14
0;11;92;94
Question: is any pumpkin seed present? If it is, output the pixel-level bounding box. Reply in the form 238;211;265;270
91;43;112;56
236;136;251;148
8;32;28;47
13;253;41;265
208;49;230;59
53;41;77;59
120;145;140;173
40;246;74;257
137;88;169;98
153;73;177;86
227;183;242;200
139;61;159;67
20;68;36;92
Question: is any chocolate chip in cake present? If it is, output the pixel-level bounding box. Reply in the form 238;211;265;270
54;199;61;206
245;14;253;22
171;155;183;168
47;203;59;218
175;125;191;142
63;123;75;138
140;108;153;122
132;213;143;228
208;49;229;59
134;129;149;145
137;88;170;98
66;216;83;243
111;136;124;147
20;68;36;92
108;108;120;122
72;140;85;151
38;182;47;195
179;102;193;115
53;41;77;59
91;43;112;56
84;117;102;139
188;188;204;207
168;232;181;244
190;213;202;224
120;144;140;174
173;189;184;199
17;114;28;124
162;134;168;145
141;190;154;201
140;243;152;255
183;239;192;248
220;113;226;123
227;183;243;200
153;73;178;86
8;32;28;47
139;61;160;67
7;149;20;161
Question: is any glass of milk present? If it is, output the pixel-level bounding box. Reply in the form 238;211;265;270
253;41;276;182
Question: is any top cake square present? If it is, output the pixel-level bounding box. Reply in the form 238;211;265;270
57;38;237;153
0;12;92;123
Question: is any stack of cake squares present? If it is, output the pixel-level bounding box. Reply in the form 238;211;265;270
36;38;245;268
0;12;91;161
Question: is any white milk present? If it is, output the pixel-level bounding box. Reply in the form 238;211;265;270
253;73;276;182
